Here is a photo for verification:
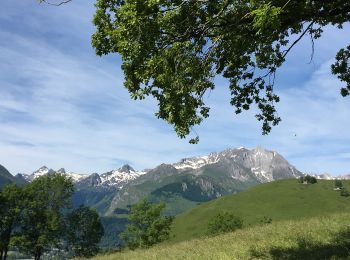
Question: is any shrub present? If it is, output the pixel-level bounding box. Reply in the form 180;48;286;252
298;176;304;183
119;199;173;249
335;179;343;189
341;189;350;197
260;216;272;224
299;175;317;184
207;212;243;235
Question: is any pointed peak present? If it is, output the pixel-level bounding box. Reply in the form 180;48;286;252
57;168;66;174
119;164;135;173
33;166;54;176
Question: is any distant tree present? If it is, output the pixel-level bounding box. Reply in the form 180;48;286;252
298;176;304;183
14;173;74;260
0;185;23;260
335;179;343;189
340;188;350;197
65;205;104;258
207;212;243;235
302;175;317;184
308;176;317;184
120;199;173;249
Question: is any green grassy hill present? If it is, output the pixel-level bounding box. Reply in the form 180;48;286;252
92;213;350;260
170;179;350;242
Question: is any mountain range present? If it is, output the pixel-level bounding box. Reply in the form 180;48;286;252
2;146;348;247
1;146;305;214
2;146;348;217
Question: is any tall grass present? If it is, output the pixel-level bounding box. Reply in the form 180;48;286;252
91;213;350;260
171;179;350;242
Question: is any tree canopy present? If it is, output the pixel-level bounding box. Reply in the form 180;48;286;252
65;205;104;258
0;184;23;260
0;173;104;259
15;173;74;260
90;0;350;143
120;199;173;249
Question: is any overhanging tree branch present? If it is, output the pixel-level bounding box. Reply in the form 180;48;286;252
87;1;350;143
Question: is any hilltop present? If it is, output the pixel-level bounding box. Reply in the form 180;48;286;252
170;179;350;242
91;179;350;259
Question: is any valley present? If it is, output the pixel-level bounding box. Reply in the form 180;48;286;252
1;146;349;250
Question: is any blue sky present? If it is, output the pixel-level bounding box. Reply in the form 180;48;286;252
0;0;349;175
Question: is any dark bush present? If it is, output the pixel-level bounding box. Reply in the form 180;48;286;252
260;216;272;224
299;175;317;184
207;212;243;235
335;180;343;189
340;189;350;197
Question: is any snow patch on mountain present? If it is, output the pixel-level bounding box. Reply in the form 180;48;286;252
173;154;220;170
24;166;53;182
307;172;350;180
99;165;146;188
23;164;146;187
173;146;302;183
23;166;87;183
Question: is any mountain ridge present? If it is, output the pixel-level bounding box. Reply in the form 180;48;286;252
4;147;349;185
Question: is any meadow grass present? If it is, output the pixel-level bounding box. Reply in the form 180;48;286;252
171;179;350;242
91;213;350;260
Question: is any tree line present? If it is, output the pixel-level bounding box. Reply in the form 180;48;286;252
0;173;104;260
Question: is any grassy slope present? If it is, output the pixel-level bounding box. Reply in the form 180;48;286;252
92;213;350;260
170;179;350;242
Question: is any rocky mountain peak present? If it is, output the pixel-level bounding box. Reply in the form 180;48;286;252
38;166;49;171
33;166;54;175
89;173;102;186
57;168;66;174
119;164;135;173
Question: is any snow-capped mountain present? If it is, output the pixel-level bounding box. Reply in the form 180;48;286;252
3;146;343;218
56;168;86;182
19;147;304;191
23;166;54;182
23;166;86;183
308;173;350;180
23;164;146;188
173;146;301;182
97;164;146;188
106;146;303;215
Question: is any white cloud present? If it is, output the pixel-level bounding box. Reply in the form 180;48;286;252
0;2;349;176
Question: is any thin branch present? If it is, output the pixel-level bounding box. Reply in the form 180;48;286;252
281;21;315;59
308;31;315;64
40;0;72;6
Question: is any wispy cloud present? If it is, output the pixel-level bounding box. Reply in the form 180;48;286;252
0;1;349;175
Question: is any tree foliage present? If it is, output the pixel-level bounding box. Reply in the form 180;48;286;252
14;173;74;260
120;199;173;249
0;184;23;260
207;212;243;235
92;0;350;143
299;175;317;184
340;188;350;197
0;173;106;259
65;205;104;257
